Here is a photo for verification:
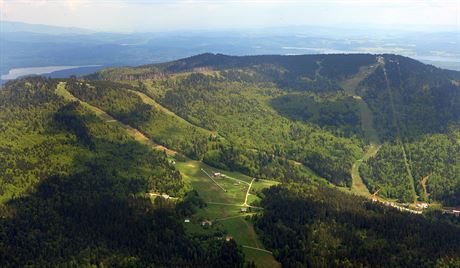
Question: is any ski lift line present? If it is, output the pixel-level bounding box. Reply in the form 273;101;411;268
201;168;227;192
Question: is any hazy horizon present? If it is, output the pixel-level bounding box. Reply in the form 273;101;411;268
1;0;459;77
1;0;459;33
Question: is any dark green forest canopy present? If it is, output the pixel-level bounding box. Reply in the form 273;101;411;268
269;93;362;138
358;54;460;141
64;79;326;185
90;53;460;142
147;76;363;186
89;53;377;92
255;184;460;268
151;53;377;80
88;53;460;205
1;53;460;266
360;130;460;205
0;78;244;267
355;55;460;204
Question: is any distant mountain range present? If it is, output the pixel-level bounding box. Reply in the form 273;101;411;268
1;21;459;80
1;21;94;35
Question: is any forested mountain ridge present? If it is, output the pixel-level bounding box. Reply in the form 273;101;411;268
0;77;245;267
357;55;460;204
358;55;460;140
1;53;460;267
91;53;460;140
88;53;377;92
90;53;460;205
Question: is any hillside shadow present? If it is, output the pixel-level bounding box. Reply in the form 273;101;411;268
0;104;196;266
0;138;196;267
269;94;363;138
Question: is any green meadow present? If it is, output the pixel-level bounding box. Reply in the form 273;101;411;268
175;158;280;267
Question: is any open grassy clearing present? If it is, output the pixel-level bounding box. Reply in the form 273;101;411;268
339;63;379;95
195;203;243;219
175;159;278;207
357;99;380;144
251;179;280;192
175;158;279;267
246;193;259;206
183;205;280;267
351;143;380;196
220;217;261;247
243;247;281;268
338;63;381;197
176;159;249;204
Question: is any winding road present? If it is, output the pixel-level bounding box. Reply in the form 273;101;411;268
243;178;256;206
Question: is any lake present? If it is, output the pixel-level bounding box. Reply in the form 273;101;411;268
1;65;102;80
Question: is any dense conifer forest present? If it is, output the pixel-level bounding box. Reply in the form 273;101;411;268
1;53;459;267
93;53;459;205
255;184;460;267
0;78;244;267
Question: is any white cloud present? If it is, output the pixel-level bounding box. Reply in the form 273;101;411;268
1;0;458;32
65;0;92;11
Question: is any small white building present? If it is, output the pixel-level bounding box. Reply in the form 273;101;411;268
184;219;190;223
201;220;213;227
416;202;429;209
240;207;248;213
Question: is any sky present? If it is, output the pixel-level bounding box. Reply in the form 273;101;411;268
1;0;459;33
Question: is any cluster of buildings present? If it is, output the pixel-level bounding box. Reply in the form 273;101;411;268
371;198;423;214
443;207;460;217
371;197;460;218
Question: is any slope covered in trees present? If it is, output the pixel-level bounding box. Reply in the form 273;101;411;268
65;79;213;159
0;78;244;267
64;79;323;185
2;53;460;266
255;183;460;267
358;55;460;141
360;128;460;205
65;76;360;186
88;53;460;205
357;55;460;204
150;74;362;186
269;93;363;138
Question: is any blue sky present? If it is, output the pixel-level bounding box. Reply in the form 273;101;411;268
1;0;459;32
